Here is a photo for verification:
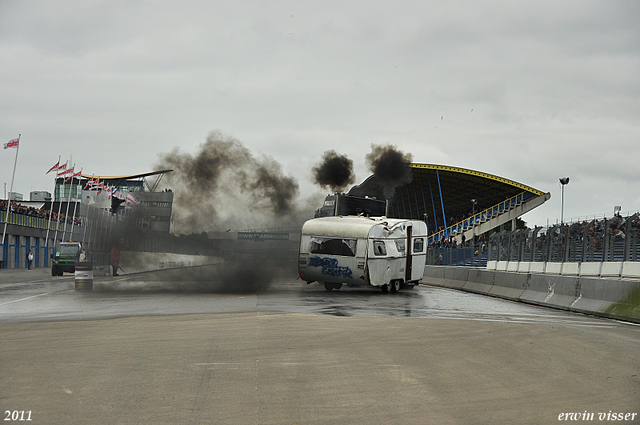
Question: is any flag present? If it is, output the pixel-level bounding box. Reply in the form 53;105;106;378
89;179;101;190
3;138;19;149
59;166;74;176
56;163;68;175
126;194;139;205
46;160;61;174
65;170;82;182
84;177;97;190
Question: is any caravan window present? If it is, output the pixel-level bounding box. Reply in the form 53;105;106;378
395;240;406;254
373;241;387;256
310;237;357;257
413;238;424;253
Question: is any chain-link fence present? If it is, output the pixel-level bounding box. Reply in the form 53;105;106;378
487;213;640;263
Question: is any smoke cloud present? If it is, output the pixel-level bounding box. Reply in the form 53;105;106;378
312;150;355;193
156;131;302;233
365;144;414;198
94;257;292;294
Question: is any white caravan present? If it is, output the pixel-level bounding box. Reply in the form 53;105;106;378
298;216;427;292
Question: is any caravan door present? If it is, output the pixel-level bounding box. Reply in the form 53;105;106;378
409;231;427;282
405;225;413;283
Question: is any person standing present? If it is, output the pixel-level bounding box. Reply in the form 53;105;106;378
79;245;87;262
110;246;121;276
27;249;34;270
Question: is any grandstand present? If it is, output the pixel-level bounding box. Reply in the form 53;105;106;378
0;170;174;269
348;163;551;244
76;170;174;232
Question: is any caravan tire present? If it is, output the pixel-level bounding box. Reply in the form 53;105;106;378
323;282;334;292
381;283;391;294
391;280;401;293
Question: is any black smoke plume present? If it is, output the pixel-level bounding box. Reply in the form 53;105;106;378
312;150;355;193
365;144;413;198
156;131;301;233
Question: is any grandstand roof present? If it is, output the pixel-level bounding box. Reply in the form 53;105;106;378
349;163;547;229
79;169;173;180
69;170;174;193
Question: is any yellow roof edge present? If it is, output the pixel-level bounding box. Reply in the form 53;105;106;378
410;163;545;196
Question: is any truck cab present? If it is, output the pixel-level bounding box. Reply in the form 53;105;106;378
52;242;82;276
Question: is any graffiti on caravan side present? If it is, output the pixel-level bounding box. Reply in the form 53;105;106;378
308;256;353;279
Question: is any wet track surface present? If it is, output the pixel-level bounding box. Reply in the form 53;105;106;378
0;266;617;328
2;265;638;424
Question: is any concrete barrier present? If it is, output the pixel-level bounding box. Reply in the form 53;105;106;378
422;265;640;323
506;261;519;273
600;262;623;278
443;267;469;290
562;262;580;277
517;262;531;273
545;262;563;275
622;262;640;279
519;273;556;305
488;271;527;301
579;262;602;277
544;276;580;310
529;262;546;274
569;276;632;314
463;268;493;295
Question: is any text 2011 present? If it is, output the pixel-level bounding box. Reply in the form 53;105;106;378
4;411;32;421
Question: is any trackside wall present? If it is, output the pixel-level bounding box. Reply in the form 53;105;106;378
422;265;640;323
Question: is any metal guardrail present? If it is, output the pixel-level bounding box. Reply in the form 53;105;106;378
0;210;82;233
427;246;488;267
487;214;640;263
428;191;532;244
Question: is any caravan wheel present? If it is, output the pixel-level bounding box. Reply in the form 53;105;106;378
391;280;401;293
381;283;391;294
323;282;334;292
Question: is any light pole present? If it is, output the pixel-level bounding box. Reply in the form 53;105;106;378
423;213;429;235
559;177;569;224
471;199;477;251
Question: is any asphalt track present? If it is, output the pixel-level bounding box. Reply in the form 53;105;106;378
1;265;639;424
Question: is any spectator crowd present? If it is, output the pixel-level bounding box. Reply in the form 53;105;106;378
0;200;82;226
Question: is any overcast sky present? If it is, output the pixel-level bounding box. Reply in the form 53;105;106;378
1;0;639;228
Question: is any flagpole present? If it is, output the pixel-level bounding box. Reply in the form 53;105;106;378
62;163;75;241
53;160;68;246
73;167;83;243
2;134;20;261
44;155;61;251
81;174;93;247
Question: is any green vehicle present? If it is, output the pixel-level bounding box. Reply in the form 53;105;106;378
52;242;82;276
